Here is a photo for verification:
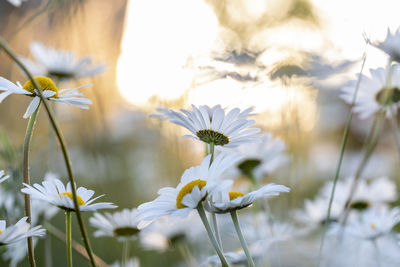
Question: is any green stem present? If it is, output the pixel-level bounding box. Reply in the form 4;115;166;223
22;103;40;267
66;211;73;267
230;210;255;267
0;36;97;267
317;49;368;265
122;240;129;267
389;112;400;160
209;141;215;164
196;203;229;267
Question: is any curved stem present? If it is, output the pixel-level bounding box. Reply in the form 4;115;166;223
230;210;255;267
317;49;367;265
0;36;97;267
23;103;40;267
196;203;229;267
66;211;73;267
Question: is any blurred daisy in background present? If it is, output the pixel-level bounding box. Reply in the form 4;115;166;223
6;0;28;7
20;42;106;81
21;178;117;212
0;217;45;246
341;64;400;119
90;208;143;240
374;28;400;62
0;76;92;118
152;105;260;147
109;258;140;267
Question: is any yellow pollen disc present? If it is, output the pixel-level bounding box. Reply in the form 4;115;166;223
59;192;85;206
370;223;377;230
229;192;245;201
23;76;59;98
176;179;206;209
0;230;2;235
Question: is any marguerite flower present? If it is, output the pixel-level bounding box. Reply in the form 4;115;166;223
209;184;290;213
21;178;117;212
152;105;260;147
0;217;45;246
90;208;143;240
20;42;106;80
0;170;9;184
137;153;242;223
374;28;400;62
220;133;289;179
0;76;92;118
330;207;400;240
341;64;400;119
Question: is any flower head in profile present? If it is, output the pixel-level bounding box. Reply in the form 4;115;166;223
137;153;242;223
90;208;142;240
0;217;45;246
0;170;9;184
209;184;290;213
21;42;106;81
374;28;400;62
0;76;92;118
21;178;117;212
341;64;400;119
152;105;260;147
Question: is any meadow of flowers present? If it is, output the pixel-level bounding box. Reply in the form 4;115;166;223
1;0;400;267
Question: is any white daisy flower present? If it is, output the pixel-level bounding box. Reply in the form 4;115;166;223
220;133;289;179
152;105;260;147
21;178;117;212
20;42;106;80
137;153;242;223
7;0;28;7
374;28;400;62
210;184;290;213
341;64;400;119
0;217;45;246
90;208;143;240
0;76;92;118
0;170;9;184
330;207;400;240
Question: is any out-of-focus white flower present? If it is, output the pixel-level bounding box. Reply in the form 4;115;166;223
0;170;9;184
374;28;400;62
341;65;400;119
109;258;140;267
21;178;117;212
220;133;289;179
139;213;204;251
2;238;37;267
210;184;290;213
90;208;142;240
7;0;28;7
0;76;92;118
152;105;260;147
330;207;400;240
137;153;241;223
0;217;45;246
21;42;106;80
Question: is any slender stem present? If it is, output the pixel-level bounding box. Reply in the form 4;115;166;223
122;240;130;267
177;242;196;267
230;210;255;267
341;111;384;225
389;106;400;162
66;211;73;267
0;36;97;267
317;49;368;265
196;203;229;267
44;233;52;267
209;141;215;164
44;223;107;267
22;103;40;267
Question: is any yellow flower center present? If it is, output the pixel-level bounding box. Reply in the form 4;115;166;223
229;192;245;200
370;223;377;230
176;179;206;209
23;76;59;98
59;192;85;206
